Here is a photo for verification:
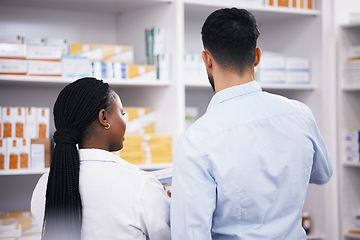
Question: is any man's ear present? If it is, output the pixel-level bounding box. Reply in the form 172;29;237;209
202;49;213;69
254;47;261;67
98;109;108;127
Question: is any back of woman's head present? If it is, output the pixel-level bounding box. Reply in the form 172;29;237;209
42;77;112;240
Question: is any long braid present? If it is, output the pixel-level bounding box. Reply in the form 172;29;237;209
42;78;111;240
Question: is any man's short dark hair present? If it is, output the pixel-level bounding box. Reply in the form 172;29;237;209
201;8;260;74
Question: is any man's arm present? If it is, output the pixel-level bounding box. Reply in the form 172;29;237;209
308;118;333;185
171;134;216;240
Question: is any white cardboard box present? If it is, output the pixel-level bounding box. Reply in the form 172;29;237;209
0;43;27;59
37;108;50;138
25;107;37;139
6;138;19;170
28;60;62;76
19;138;31;169
2;107;15;138
0;59;27;75
27;45;62;60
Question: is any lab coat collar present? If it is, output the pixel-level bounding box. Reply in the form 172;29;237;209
207;80;262;111
78;148;138;169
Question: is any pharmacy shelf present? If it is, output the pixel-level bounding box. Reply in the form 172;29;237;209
0;0;173;14
185;81;316;90
0;168;49;176
343;162;360;167
0;75;171;87
0;163;173;175
342;85;360;91
306;234;325;240
345;233;360;239
184;0;320;22
137;162;172;171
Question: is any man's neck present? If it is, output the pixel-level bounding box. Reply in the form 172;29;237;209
214;67;255;93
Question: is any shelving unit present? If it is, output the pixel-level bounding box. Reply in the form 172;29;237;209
345;233;360;239
0;75;172;87
0;1;338;239
338;23;360;240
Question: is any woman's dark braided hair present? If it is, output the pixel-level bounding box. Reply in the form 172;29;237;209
42;77;113;240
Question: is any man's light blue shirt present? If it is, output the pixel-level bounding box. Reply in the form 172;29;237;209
171;81;332;240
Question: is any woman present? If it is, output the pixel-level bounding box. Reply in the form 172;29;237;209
31;77;171;240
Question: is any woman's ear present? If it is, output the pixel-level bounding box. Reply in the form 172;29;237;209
98;109;108;128
254;47;262;67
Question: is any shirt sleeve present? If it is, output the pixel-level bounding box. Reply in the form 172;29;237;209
170;134;216;240
31;171;49;227
307;117;333;185
138;175;171;240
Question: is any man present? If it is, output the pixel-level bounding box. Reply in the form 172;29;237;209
170;8;332;240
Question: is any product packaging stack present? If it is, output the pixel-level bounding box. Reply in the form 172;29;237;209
344;130;360;163
343;46;360;86
0;210;41;239
183;53;207;83
256;51;310;84
0;34;160;81
348;211;360;235
0;106;50;171
69;43;156;80
0;35;67;77
145;27;171;81
113;107;172;165
265;0;314;9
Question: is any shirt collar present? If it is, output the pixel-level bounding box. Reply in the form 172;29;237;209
207;81;262;111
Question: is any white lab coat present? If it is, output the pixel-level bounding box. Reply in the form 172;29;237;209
31;148;171;240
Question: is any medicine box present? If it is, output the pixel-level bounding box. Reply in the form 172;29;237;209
47;37;69;55
0;59;27;75
14;107;25;138
28;60;62;76
0;35;23;44
62;56;89;78
22;36;46;46
6;138;19;170
70;43;134;63
0;43;27;59
37;108;50;138
25;107;37;139
31;138;51;168
19;138;30;169
347;46;360;60
0;106;2;138
0;139;6;170
27;45;62;61
30;143;45;169
2;107;14;138
124;107;156;135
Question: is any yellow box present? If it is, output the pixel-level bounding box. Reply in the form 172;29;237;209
70;43;134;63
128;64;155;79
151;156;172;164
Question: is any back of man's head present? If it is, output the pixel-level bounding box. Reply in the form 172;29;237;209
201;8;260;74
